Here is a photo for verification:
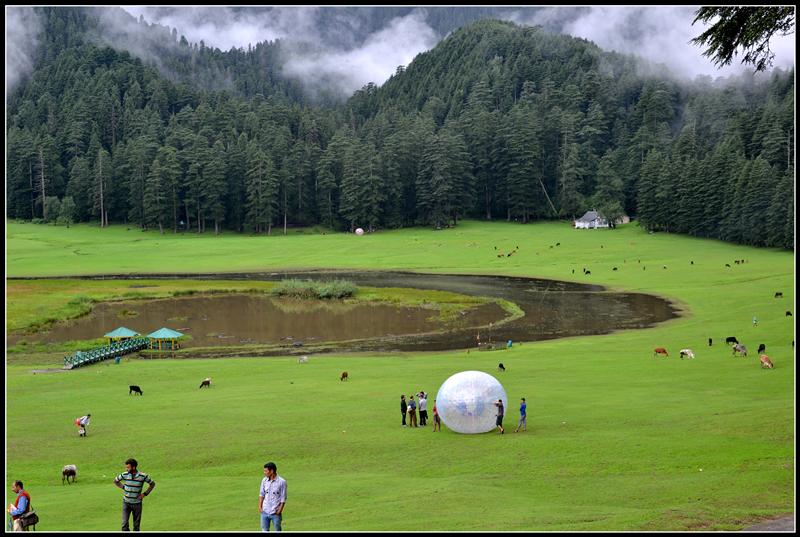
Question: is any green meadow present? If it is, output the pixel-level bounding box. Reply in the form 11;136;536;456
5;219;795;531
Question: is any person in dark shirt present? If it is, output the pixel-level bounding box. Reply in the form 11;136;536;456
400;395;407;427
494;399;505;434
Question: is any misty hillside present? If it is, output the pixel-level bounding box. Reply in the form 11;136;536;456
5;8;794;249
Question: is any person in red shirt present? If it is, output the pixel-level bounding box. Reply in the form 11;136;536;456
432;400;441;432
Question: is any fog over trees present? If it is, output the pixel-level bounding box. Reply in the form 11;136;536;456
6;7;794;249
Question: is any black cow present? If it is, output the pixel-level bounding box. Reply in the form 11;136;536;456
708;338;713;346
787;311;793;317
774;292;783;298
725;336;739;345
757;343;766;354
129;385;143;395
498;363;506;372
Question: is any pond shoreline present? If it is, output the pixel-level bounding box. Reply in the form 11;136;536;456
8;270;680;356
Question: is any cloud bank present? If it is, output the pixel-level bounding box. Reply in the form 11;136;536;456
6;7;43;94
122;6;439;97
504;6;795;80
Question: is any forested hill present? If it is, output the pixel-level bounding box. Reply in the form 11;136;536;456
6;11;795;249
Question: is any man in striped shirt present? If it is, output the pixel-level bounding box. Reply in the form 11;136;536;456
114;458;156;531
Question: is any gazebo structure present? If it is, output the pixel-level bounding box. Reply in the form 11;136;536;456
104;326;141;345
147;327;184;351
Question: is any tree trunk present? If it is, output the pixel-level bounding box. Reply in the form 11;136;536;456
38;148;46;220
98;152;105;228
29;161;35;219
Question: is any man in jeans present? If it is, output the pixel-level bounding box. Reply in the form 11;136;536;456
114;458;155;531
259;462;287;532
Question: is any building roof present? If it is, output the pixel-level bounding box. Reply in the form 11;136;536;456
576;210;606;223
147;327;184;339
104;327;141;338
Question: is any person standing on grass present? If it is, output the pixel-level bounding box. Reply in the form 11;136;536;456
400;395;407;427
514;398;527;432
114;458;155;532
408;395;418;427
7;481;30;532
418;391;428;426
432;400;441;432
495;399;505;434
259;462;287;532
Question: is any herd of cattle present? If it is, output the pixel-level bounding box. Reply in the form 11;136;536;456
653;337;774;368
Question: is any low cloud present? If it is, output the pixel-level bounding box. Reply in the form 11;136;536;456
281;10;438;97
504;6;795;80
122;6;438;98
6;7;43;94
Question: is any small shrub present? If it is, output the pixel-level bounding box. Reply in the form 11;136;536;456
271;279;356;300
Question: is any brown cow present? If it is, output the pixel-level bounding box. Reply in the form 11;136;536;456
340;371;348;381
653;347;669;358
759;354;774;369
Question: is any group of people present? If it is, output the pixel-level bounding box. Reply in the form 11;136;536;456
10;458;289;532
493;398;528;434
399;394;526;434
400;391;441;431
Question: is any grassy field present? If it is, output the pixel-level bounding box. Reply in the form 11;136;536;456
5;219;795;531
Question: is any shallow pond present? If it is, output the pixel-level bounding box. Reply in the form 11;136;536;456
19;293;504;347
12;271;679;353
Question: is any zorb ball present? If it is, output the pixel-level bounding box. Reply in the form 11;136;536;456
355;228;364;236
436;371;508;434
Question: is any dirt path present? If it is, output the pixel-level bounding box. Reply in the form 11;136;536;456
742;515;794;532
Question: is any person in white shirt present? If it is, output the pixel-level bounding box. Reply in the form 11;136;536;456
417;392;428;426
259;462;287;532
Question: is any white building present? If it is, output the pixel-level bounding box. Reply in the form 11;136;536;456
574;210;609;229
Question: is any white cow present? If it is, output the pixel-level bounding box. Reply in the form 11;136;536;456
679;349;695;359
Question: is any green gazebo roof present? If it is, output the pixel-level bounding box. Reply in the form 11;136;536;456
147;327;185;339
104;327;141;338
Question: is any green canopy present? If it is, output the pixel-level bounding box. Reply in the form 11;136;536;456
147;327;184;339
104;327;141;338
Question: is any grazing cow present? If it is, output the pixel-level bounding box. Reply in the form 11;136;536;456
498;363;506;372
62;465;77;485
732;343;748;357
612;267;618;271
129;385;143;395
585;270;591;275
708;338;713;346
787;311;793;317
298;356;309;364
757;343;766;354
679;349;695;360
774;292;783;298
725;336;739;345
759;354;774;369
199;377;212;389
725;263;731;268
340;371;348;381
653;347;669;358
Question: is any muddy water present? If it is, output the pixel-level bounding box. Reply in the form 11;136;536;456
12;294;506;347
10;271;679;353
